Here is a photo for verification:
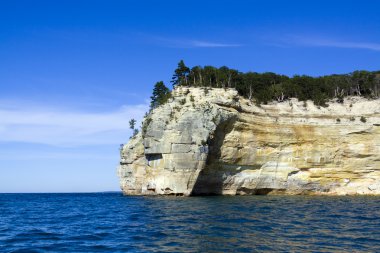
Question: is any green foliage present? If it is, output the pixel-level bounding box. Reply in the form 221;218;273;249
148;62;379;116
179;99;186;105
129;119;139;139
190;95;195;102
129;119;136;130
170;62;379;105
171;60;190;87
150;81;171;110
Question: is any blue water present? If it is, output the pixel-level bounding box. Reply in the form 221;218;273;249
1;193;380;252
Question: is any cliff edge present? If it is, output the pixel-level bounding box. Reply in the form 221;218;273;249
118;87;380;196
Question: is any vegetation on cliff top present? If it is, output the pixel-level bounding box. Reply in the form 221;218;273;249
153;60;380;107
137;60;379;138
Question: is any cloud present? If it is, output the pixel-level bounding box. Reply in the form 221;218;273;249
190;40;242;48
0;100;149;146
271;34;380;52
151;36;242;48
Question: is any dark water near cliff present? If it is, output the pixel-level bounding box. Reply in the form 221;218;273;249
1;193;380;252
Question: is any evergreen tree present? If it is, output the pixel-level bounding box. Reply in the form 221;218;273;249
189;66;203;86
129;118;138;138
203;66;217;87
171;60;190;87
129;119;136;130
150;81;171;109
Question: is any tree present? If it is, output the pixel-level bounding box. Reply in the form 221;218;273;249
242;72;258;100
203;66;217;87
150;81;171;109
129;118;138;138
129;119;136;130
189;66;203;86
226;69;240;88
271;83;285;102
171;60;190;87
218;66;230;88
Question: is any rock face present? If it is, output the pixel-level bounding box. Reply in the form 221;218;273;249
117;87;380;196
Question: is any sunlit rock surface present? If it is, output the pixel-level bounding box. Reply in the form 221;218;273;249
118;87;380;196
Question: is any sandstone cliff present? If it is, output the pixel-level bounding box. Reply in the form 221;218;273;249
118;87;380;196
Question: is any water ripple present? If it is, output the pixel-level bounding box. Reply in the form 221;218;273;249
0;193;380;252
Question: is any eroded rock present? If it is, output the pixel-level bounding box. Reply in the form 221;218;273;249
117;87;380;196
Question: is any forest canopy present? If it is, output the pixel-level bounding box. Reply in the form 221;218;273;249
152;60;380;107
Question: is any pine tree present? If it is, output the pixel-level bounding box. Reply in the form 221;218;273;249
150;81;171;109
129;118;138;138
171;60;190;87
129;119;136;130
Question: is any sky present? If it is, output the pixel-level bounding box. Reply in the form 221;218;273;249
1;0;379;192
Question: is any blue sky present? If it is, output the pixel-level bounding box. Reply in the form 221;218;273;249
1;0;379;192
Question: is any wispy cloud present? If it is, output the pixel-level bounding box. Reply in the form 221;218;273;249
271;34;380;52
150;36;242;48
190;40;242;48
0;100;149;146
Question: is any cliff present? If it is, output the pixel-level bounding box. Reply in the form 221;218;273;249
117;87;380;196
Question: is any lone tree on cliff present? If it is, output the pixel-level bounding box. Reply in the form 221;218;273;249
129;118;138;138
129;119;136;130
150;81;171;109
171;60;190;87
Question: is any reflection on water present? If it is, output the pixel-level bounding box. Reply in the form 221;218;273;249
0;193;380;252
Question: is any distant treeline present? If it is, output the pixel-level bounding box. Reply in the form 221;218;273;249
169;60;380;106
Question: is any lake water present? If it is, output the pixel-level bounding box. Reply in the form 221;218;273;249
0;193;379;252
